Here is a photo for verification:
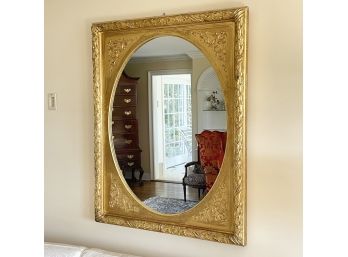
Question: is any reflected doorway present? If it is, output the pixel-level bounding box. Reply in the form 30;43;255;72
149;71;192;182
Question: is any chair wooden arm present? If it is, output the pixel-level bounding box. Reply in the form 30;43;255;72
184;161;201;177
185;161;198;168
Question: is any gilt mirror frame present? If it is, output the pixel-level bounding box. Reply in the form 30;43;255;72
92;7;248;245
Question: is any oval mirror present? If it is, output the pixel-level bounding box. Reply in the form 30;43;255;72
111;36;227;214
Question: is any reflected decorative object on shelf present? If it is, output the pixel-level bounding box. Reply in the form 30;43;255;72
204;90;226;111
92;7;248;245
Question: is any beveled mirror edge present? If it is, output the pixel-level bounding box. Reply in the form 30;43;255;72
92;7;248;245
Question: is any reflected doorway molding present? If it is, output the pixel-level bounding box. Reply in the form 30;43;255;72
196;66;227;133
148;69;193;181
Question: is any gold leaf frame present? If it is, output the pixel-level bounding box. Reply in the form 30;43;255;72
92;7;248;245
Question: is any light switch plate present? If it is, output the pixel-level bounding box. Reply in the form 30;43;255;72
48;93;57;110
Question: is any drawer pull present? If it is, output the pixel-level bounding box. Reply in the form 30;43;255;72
125;139;133;145
128;162;134;167
124;98;132;103
124;88;132;93
112;121;114;125
125;124;132;129
112;136;114;140
124;110;132;116
127;155;134;159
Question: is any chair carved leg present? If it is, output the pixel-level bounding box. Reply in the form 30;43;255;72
183;184;187;202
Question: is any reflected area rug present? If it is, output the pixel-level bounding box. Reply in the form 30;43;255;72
143;196;198;214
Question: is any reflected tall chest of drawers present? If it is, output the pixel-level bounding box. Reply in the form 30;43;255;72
112;72;144;185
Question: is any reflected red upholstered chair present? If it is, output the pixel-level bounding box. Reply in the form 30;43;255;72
182;130;227;201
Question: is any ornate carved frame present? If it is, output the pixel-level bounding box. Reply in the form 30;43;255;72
92;7;248;245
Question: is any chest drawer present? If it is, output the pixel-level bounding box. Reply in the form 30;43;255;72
113;134;138;149
113;95;136;107
112;107;136;119
116;152;140;162
116;84;136;95
112;119;138;134
116;150;141;169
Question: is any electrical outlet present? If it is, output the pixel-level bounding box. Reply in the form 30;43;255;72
48;93;57;110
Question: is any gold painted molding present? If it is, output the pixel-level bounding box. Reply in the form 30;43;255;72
92;7;248;245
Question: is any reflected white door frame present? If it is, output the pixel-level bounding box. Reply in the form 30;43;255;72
148;69;192;181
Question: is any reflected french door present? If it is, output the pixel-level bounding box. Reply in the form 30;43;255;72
150;71;192;181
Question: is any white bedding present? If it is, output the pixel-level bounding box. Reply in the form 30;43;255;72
45;242;86;257
44;242;141;257
82;248;140;257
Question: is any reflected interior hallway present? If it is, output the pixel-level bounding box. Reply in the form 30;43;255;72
130;181;200;202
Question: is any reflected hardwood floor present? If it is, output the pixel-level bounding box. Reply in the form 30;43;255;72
130;181;200;201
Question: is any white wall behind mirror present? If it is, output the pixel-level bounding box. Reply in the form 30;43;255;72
112;36;227;214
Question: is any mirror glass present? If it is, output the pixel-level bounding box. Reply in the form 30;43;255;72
111;36;227;214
